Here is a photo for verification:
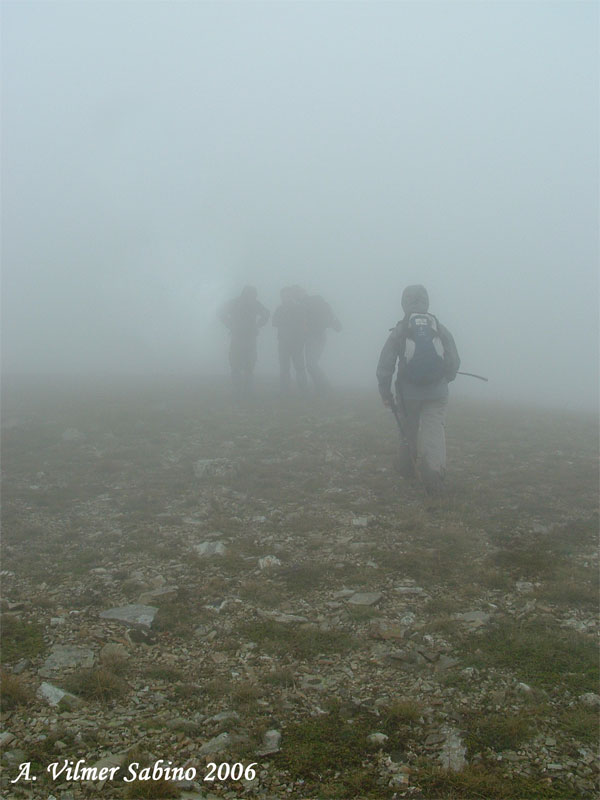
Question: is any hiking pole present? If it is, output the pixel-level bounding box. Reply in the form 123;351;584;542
457;371;488;382
388;397;419;479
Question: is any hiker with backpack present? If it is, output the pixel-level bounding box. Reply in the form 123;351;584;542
219;286;269;405
376;285;460;494
272;285;309;396
301;293;342;395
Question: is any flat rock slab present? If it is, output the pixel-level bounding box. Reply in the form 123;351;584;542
193;459;232;478
100;604;158;628
351;516;370;527
369;623;406;641
395;585;425;595
198;732;231;755
194;541;227;557
454;611;491;627
37;682;83;709
348;592;382;606
260;610;309;624
138;586;178;604
39;645;95;676
438;726;467;772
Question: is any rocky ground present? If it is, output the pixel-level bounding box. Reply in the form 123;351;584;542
1;377;598;800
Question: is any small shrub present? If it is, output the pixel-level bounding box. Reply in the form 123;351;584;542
64;667;128;703
0;670;33;711
464;711;532;755
1;616;45;662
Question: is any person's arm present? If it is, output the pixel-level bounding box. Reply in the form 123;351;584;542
439;324;460;381
376;328;401;405
256;302;270;328
219;302;232;330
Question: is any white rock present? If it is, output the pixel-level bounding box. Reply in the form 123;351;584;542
257;729;282;755
348;592;382;606
579;692;600;709
438;726;467;772
194;541;227;557
516;581;534;593
99;604;158;628
368;732;389;745
40;645;95;676
258;556;281;569
37;682;82;709
198;732;231;755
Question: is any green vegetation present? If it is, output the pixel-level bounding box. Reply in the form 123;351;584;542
1;615;45;662
0;670;33;711
462;619;598;693
64;667;128;703
464;711;532;755
274;709;393;799
413;764;586;799
238;620;357;659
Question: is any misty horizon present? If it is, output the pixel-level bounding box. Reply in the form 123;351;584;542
2;1;598;412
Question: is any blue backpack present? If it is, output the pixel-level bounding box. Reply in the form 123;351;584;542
402;313;446;385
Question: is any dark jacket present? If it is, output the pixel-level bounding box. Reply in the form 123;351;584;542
376;285;460;401
220;296;269;338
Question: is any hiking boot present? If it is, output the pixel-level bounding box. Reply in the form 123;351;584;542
421;463;445;495
394;444;416;480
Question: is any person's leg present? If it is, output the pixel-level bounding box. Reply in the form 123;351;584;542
418;397;448;492
290;339;308;393
305;333;329;394
242;339;258;402
395;396;420;478
229;340;244;404
278;340;292;395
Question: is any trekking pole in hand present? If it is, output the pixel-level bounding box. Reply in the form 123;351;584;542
457;371;488;382
387;397;419;479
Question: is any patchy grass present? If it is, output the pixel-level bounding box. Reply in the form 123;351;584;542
536;565;599;609
263;667;296;688
152;602;196;638
1;616;45;662
558;706;599;744
142;665;184;682
64;667;128;703
238;578;286;607
274;709;394;799
275;563;333;591
462;619;598;694
464;711;532;755
381;698;423;726
238;620;357;659
0;670;34;711
413;763;585;799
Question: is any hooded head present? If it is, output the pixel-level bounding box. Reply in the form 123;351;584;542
240;285;258;302
401;284;429;315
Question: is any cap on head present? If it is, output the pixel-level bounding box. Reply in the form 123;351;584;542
401;284;429;314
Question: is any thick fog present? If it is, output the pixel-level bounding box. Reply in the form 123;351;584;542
2;1;598;411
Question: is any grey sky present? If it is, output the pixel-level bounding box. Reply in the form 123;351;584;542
2;1;598;410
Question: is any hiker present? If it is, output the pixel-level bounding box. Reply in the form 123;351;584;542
272;286;308;396
301;293;342;395
219;286;269;404
376;284;460;494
